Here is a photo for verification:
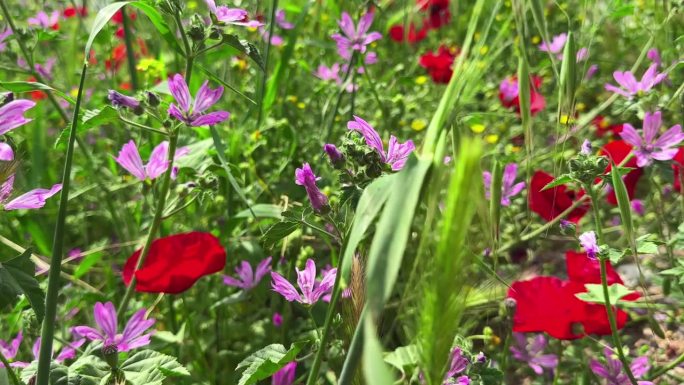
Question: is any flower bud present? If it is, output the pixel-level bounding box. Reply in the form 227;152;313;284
323;144;344;167
145;91;160;107
102;343;119;368
559;219;576;235
108;90;140;110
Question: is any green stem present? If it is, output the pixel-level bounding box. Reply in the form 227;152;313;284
118;128;179;315
256;0;279;129
0;349;20;385
586;187;639;385
35;63;88;385
648;351;684;381
121;7;139;90
119;116;169;136
323;51;357;143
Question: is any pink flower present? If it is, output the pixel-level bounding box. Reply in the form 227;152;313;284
331;12;382;61
295;163;329;212
270;259;336;305
272;312;283;327
0;28;12;52
589;347;653;385
348;115;415;171
619;111;684;167
482;163;525;206
168;74;230;126
223;257;272;290
538;33;567;56
0;331;23;368
205;0;263;27
272;361;297;385
28;11;59;29
604;64;667;99
579;231;599;259
275;10;294;29
510;333;558;375
72;302;155;353
114;140;190;181
1;175;62;211
0;99;36;135
0;142;13;161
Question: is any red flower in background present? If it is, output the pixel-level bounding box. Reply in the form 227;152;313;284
592;115;624;138
529;171;588;223
105;39;148;72
599;140;642;205
419;45;458;84
389;23;428;43
498;75;546;116
26;76;47;100
112;10;136;24
507;252;638;340
123;232;226;294
64;6;87;18
673;148;684;193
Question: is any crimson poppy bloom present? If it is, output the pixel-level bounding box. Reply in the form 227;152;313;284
63;6;87;18
599;140;642;205
26;77;47;101
123;232;226;294
498;75;546;116
592;116;624;138
529;171;588;223
389;23;428;43
112;10;136;24
418;0;451;29
672;148;684;193
419;45;458;84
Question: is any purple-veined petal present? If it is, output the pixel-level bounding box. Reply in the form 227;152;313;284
0;99;36;135
4;183;62;210
619;124;642;148
629;356;650;378
168;74;191;112
190;111;230;126
54;338;85;362
71;326;105;342
614;70;639;93
642;111;662;144
650;148;679;162
0;142;13;161
275;9;294;29
119;333;153;352
145;141;170;180
168;103;187;123
236;260;255;288
255;257;272;284
121;308;155;346
604;83;632;98
297;259;317;303
654;124;684;149
338;12;355;38
94;302;118;341
223;275;246;289
0;174;14;203
385;136;415;170
356;12;375;36
205;0;218;12
312;267;337;302
114;140;146;180
363;31;382;46
193;81;224;114
271;272;301;302
502;163;518;190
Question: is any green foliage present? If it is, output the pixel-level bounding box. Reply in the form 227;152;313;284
236;343;302;385
117;350;190;385
576;283;636;305
0;249;45;323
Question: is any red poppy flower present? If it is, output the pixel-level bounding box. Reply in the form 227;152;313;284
64;6;88;18
419;45;458;84
672;148;684;193
112;10;136;24
417;0;451;29
529;171;588;223
389;23;428;43
26;77;47;100
592;115;624;138
599;140;642;205
498;75;546;116
116;27;126;39
123;232;227;294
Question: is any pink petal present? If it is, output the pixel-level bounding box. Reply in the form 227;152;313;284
168;74;191;112
93;302;118;340
145;141;170;180
4;183;62;210
114;140;146;180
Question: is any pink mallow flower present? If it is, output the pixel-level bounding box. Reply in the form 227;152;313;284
538;33;567;57
510;333;558;375
604;64;666;99
272;361;297;385
223;257;272;290
1;175;62;211
0;142;13;161
72;302;155;353
11;336;86;368
205;0;263;27
270;259;336;305
589;347;653;385
579;231;599;259
331;12;382;61
0;28;12;52
0;331;24;368
295;163;329;212
114;140;190;181
0;99;36;135
28;11;59;29
444;347;470;385
168;74;230;126
482;163;525;206
348;115;415;171
619;111;684;167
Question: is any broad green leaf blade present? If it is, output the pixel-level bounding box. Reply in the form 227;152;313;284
488;161;503;244
0;249;45;323
576;283;635;304
541;174;574;190
0;81;75;104
19;361;68;385
129;1;184;55
120;350;190;385
384;344;421;373
234;204;283;219
559;31;577;113
610;161;634;242
236;343;302;385
84;2;130;58
340;174;396;283
365;156;431;312
222;34;264;71
362;317;395;385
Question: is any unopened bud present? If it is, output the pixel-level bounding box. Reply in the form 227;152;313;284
102;343;119;368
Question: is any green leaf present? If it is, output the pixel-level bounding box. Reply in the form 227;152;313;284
73;251;104;279
576;283;635;305
196;64;256;105
129;1;184;55
362;317;395;385
480;367;504;385
0;249;45;323
68;355;110;385
610;161;634;244
221;34;264;71
541;174;574;190
20;361;68;385
340;174;396;283
0;81;75;104
384;345;421;374
236;343;302;385
262;219;298;248
233;204;283;220
55;106;119;149
84;2;130;58
120;350;190;385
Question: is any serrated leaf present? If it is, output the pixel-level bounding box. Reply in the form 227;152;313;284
576;283;635;305
222;34;264;71
236;343;302;385
68;355;110;385
541;175;574;190
20;361;69;385
0;249;45;323
0;81;75;104
55;106;119;149
262;221;298;248
384;345;421;374
120;350;189;385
